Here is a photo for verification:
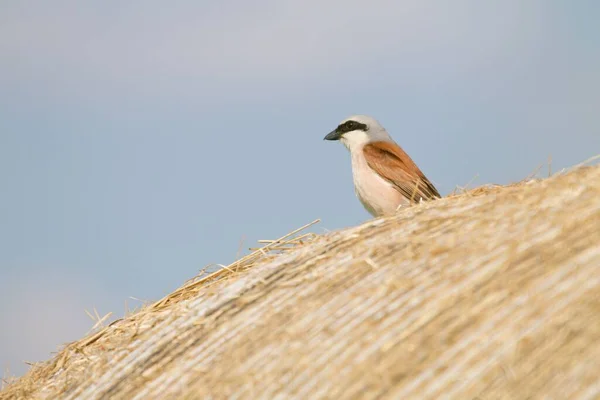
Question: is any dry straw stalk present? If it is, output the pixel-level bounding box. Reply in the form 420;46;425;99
2;160;600;400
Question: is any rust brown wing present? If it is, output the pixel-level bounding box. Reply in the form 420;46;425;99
363;141;441;203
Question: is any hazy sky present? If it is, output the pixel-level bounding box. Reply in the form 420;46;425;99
1;1;599;378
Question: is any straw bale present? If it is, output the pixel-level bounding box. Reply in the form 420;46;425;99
2;163;600;400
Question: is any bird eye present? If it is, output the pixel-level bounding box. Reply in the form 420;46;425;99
347;122;355;129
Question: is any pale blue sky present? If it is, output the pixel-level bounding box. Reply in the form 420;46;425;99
1;1;599;377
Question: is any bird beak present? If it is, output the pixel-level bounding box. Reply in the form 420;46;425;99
323;129;342;141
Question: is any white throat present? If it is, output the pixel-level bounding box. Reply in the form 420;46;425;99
340;130;371;152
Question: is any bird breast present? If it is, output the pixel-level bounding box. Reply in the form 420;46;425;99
351;150;409;217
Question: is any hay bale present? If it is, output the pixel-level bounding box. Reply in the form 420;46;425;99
2;164;600;400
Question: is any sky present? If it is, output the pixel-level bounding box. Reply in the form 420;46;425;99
1;1;599;378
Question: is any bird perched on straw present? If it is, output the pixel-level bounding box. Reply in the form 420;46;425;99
324;115;440;217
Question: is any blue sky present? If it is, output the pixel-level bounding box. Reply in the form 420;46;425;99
1;1;599;377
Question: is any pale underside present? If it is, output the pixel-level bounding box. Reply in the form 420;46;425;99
351;149;410;216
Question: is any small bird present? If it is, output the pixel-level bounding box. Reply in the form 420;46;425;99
324;115;440;217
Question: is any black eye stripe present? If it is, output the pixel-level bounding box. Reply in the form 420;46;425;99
336;120;368;134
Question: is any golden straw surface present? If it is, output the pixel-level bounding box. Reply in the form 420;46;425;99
2;163;600;400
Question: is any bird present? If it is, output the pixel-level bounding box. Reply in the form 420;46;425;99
323;115;441;217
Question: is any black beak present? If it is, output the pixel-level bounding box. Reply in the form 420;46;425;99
323;129;342;141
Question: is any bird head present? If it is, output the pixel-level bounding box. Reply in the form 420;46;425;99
323;115;392;152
